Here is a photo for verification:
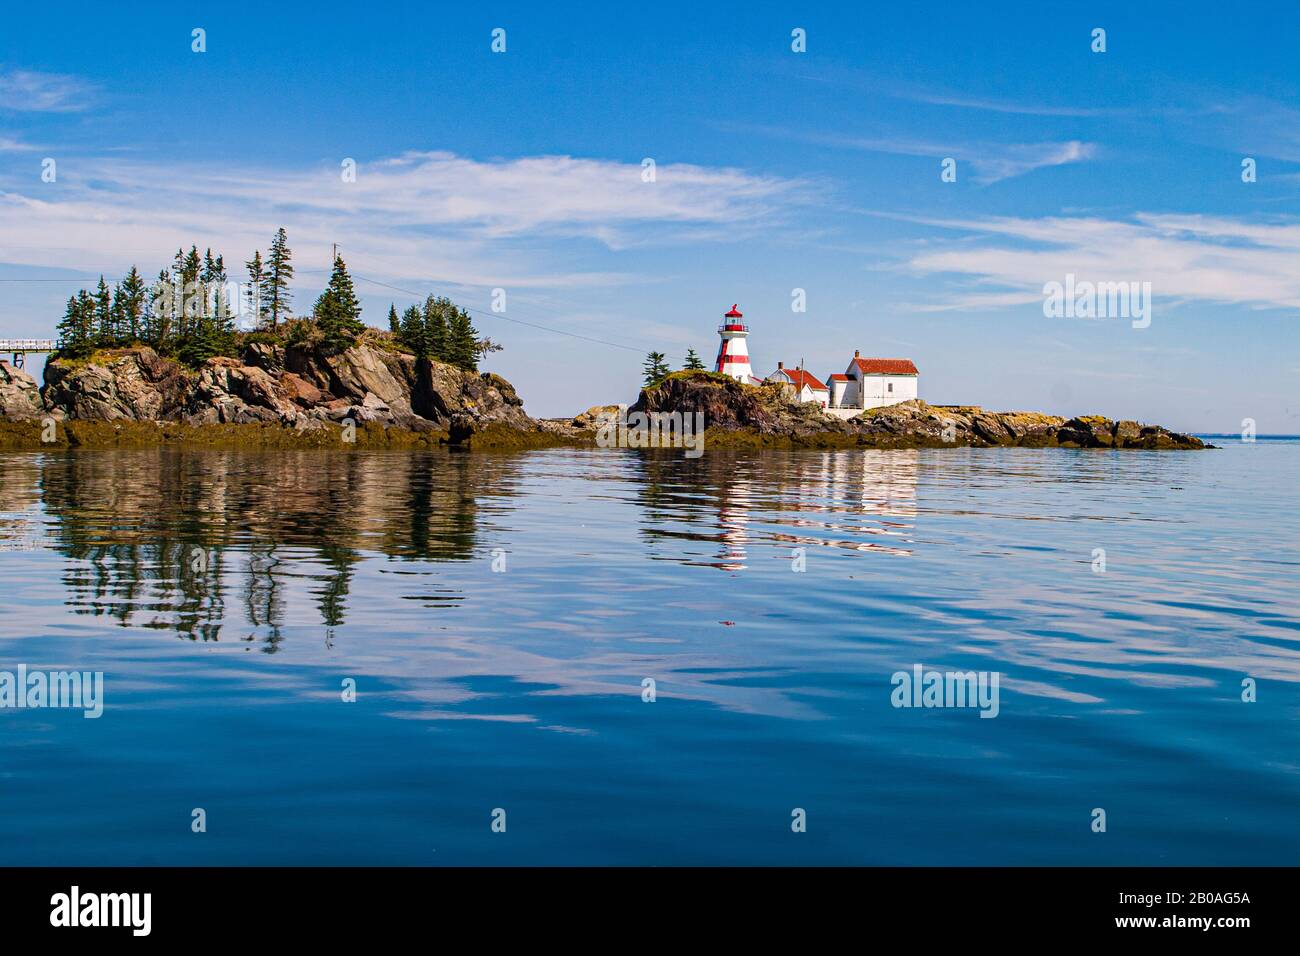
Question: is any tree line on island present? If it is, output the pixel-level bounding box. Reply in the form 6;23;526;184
54;228;491;371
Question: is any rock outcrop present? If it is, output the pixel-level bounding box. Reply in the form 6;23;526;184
0;362;44;420
25;343;542;443
617;371;1205;449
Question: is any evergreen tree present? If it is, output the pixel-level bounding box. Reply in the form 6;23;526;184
178;298;234;367
201;248;218;318
180;246;202;337
171;246;232;365
244;251;269;330
398;304;429;358
145;269;175;347
116;266;147;342
445;304;479;370
388;304;400;335
266;227;294;328
201;250;228;322
312;254;364;352
684;348;705;370
166;250;184;339
643;351;670;387
93;275;112;342
56;294;93;356
394;296;484;367
211;268;235;341
422;295;451;362
109;285;127;344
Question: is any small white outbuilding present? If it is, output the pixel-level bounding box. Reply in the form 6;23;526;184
765;363;830;408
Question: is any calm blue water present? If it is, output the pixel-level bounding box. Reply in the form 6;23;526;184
0;440;1296;865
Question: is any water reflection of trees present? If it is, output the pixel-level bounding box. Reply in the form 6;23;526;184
632;449;920;569
6;450;505;647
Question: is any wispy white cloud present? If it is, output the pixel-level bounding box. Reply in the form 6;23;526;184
899;89;1125;118
963;140;1097;183
1165;94;1300;164
785;65;1141;119
733;123;1096;183
0;69;95;112
0;150;808;290
891;212;1300;311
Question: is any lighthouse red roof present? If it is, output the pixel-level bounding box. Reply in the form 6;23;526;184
724;304;743;318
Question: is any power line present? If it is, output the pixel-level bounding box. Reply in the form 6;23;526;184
353;273;648;354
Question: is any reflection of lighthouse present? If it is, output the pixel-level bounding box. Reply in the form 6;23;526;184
717;476;754;571
714;304;760;384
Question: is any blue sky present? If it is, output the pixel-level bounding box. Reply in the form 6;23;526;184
1;1;1297;429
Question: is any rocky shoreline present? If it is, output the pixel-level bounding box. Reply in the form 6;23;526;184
0;341;566;450
541;372;1207;450
0;354;1205;452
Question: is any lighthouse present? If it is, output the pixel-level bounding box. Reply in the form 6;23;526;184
714;304;758;383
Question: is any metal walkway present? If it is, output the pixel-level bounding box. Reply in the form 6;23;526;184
0;339;55;369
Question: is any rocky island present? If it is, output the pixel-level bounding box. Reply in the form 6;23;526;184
542;371;1206;450
0;357;1205;451
0;337;565;450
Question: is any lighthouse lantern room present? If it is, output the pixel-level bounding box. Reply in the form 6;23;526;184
714;304;760;384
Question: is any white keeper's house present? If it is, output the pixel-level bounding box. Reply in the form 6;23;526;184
712;304;919;418
823;351;919;419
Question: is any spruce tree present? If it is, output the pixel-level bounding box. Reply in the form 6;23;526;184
642;351;670;387
77;290;95;338
117;266;147;342
110;285;127;344
388;304;400;335
167;251;184;339
422;296;451;362
445;304;479;370
266;227;294;328
178;298;234;367
201;249;218;318
93;275;112;343
146;269;175;348
56;294;92;357
180;246;202;337
245;251;268;330
399;305;428;358
172;246;232;365
393;296;482;369
210;252;229;323
313;254;364;353
684;348;705;370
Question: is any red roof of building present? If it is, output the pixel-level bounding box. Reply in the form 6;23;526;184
725;304;743;318
828;373;849;381
782;368;828;391
853;357;918;375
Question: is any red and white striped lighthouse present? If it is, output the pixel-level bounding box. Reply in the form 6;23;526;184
714;304;756;383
